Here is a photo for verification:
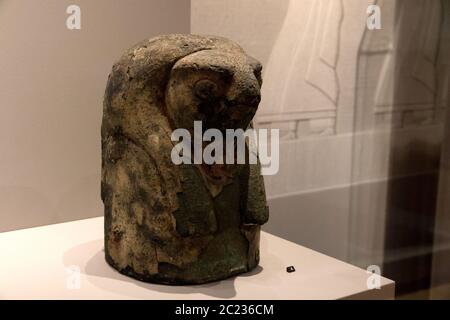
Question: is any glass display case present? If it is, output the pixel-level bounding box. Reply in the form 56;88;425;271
0;0;449;303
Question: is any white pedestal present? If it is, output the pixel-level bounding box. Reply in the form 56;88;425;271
0;217;394;299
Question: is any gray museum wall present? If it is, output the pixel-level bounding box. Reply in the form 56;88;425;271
0;0;190;232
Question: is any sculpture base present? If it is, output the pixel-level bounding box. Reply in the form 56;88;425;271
105;254;259;285
104;226;261;285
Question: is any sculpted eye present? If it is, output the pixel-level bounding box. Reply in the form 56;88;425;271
194;79;219;101
254;69;263;86
247;56;263;86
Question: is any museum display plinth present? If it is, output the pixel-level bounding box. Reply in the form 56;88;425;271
0;217;394;299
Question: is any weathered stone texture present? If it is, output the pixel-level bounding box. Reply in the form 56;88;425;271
102;34;268;284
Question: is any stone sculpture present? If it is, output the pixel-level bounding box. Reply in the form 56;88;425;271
101;34;269;284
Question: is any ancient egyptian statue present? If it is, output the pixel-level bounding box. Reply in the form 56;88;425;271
101;34;269;284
